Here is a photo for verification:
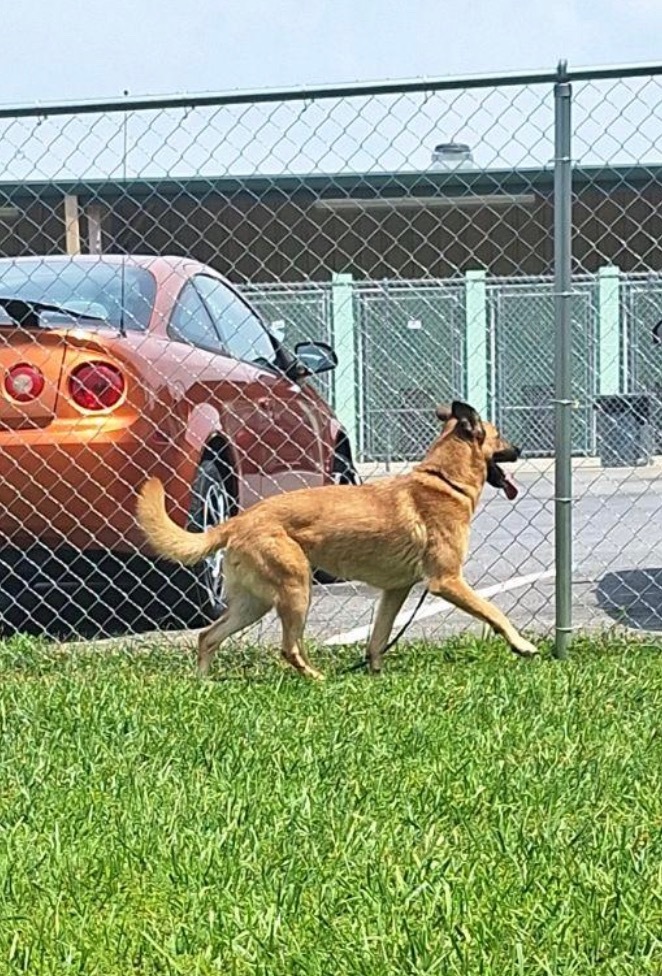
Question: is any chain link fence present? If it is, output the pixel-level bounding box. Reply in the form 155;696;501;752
0;63;661;649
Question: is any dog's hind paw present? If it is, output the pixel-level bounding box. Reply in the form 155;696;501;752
511;638;539;658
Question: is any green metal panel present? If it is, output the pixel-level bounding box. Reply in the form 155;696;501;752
356;281;465;462
625;276;662;451
331;273;358;452
465;270;489;418
598;265;620;395
491;279;598;456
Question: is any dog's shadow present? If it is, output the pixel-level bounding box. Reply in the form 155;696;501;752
597;568;662;631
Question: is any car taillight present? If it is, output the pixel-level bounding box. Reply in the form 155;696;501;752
69;361;125;411
5;363;45;402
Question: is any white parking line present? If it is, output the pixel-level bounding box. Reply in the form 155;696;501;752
324;569;555;646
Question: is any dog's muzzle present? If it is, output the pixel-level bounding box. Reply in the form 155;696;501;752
487;445;520;500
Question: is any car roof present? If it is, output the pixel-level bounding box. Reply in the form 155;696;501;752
0;253;232;289
0;253;193;271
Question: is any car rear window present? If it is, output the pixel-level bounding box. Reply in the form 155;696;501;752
0;259;156;332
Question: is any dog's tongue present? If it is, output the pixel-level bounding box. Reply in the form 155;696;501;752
503;472;519;500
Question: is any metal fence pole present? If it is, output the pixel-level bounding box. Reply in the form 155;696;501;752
553;60;573;659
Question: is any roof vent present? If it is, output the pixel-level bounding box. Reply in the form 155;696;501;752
430;142;474;169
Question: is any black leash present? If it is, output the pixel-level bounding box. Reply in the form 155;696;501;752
340;587;429;674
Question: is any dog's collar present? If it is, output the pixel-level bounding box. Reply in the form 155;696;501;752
418;468;474;501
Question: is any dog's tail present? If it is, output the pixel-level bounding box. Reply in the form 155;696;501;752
136;477;232;566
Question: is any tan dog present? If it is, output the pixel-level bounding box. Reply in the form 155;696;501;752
137;401;538;678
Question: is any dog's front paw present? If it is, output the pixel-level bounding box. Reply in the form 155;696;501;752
511;637;539;658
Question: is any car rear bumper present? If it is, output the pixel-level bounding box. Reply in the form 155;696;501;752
0;422;195;551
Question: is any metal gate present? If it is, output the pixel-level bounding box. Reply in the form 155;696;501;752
240;282;334;401
356;281;465;462
624;275;662;453
490;278;598;456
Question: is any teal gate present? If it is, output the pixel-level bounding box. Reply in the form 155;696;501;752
490;278;598;457
356;281;465;462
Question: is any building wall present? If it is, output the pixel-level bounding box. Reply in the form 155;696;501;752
0;182;660;282
107;193;556;282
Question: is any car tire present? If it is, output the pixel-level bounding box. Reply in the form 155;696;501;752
314;444;360;585
331;446;360;487
159;455;236;629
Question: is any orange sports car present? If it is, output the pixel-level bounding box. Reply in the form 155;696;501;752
0;254;357;634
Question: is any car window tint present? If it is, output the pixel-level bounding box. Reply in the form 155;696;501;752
194;275;275;366
0;258;156;331
169;281;223;351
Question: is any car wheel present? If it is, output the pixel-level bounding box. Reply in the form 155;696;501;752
191;457;235;620
160;456;235;628
331;447;360;486
314;444;360;585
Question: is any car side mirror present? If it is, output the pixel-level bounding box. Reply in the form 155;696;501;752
270;319;285;344
294;340;338;375
653;320;662;344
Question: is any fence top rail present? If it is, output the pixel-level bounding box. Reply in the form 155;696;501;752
0;60;661;120
241;281;332;292
241;271;662;294
310;271;639;288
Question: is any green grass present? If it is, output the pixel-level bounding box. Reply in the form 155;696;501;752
1;633;662;975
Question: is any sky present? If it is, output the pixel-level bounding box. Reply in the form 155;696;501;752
3;0;662;105
1;0;661;181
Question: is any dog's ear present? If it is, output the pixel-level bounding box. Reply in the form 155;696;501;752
435;403;452;423
451;400;483;440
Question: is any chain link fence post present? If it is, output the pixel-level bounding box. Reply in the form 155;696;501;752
553;60;574;659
